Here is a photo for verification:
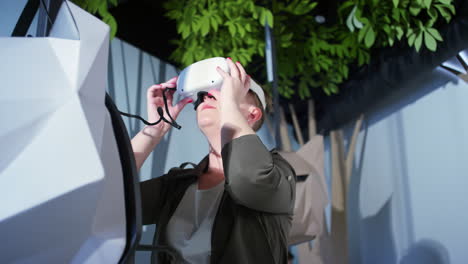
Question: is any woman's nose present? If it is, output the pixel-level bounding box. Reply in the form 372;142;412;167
204;92;216;100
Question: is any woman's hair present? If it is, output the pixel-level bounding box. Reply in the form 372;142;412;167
248;86;271;131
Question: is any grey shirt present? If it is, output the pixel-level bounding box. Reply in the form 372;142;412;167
166;181;225;263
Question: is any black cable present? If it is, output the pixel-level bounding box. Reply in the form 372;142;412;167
162;87;181;129
117;87;182;129
11;0;40;36
118;111;163;126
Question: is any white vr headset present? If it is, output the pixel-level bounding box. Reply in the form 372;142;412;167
119;57;267;130
176;57;267;110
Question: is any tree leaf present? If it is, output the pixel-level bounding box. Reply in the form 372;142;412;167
415;32;423;52
182;27;190;39
346;5;357;32
423;0;432;8
228;23;237;36
353;16;364;29
437;0;452;4
408;33;416;46
330;83;338;94
446;3;456;14
427;7;439;22
338;1;356;14
245;23;252;32
435;4;451;22
266;9;274;27
252;8;259;19
406;28;414;38
410;2;422;16
307;2;318;12
192;17;202;32
247;1;255;12
393;0;400;7
424;31;437;51
103;14;117;39
383;25;391;34
364;25;376;48
358;24;369;43
210;17;219;32
237;24;246;37
201;17;210;36
392;8;401;21
346;7;356;32
259;8;266;26
427;27;443;41
396;26;404;40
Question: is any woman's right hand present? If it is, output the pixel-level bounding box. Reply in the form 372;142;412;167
145;76;193;137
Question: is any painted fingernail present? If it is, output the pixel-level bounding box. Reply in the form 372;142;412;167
236;61;240;64
227;57;231;60
187;99;193;103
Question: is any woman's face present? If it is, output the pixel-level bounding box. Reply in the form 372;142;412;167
195;89;257;133
196;89;221;130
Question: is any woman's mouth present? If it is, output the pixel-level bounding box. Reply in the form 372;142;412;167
201;104;216;110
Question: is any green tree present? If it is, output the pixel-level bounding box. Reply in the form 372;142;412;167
163;0;455;98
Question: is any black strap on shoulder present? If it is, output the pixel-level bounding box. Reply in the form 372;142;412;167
179;162;197;169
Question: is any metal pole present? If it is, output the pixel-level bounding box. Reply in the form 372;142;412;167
264;21;282;149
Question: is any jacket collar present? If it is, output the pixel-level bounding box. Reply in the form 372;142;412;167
194;154;210;175
170;154;209;180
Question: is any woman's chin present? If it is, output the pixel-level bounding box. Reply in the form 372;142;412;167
197;118;219;131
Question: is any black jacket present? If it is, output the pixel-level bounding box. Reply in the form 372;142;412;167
140;135;296;263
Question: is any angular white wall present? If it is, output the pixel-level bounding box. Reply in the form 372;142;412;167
345;68;468;264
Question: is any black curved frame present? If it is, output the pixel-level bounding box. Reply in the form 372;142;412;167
106;93;142;264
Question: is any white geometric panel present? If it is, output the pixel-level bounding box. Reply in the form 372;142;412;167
72;111;126;264
48;0;79;40
0;1;126;263
0;99;57;174
78;42;109;150
0;38;73;101
49;38;80;87
71;2;109;102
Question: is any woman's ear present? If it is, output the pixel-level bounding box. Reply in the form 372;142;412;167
248;106;262;124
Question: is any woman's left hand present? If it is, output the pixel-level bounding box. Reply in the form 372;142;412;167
215;58;257;145
216;58;251;108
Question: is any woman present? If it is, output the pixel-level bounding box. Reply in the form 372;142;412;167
132;58;295;263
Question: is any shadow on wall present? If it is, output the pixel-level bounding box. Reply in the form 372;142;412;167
400;240;450;264
361;197;398;264
347;119;398;264
347;120;368;264
366;68;459;129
